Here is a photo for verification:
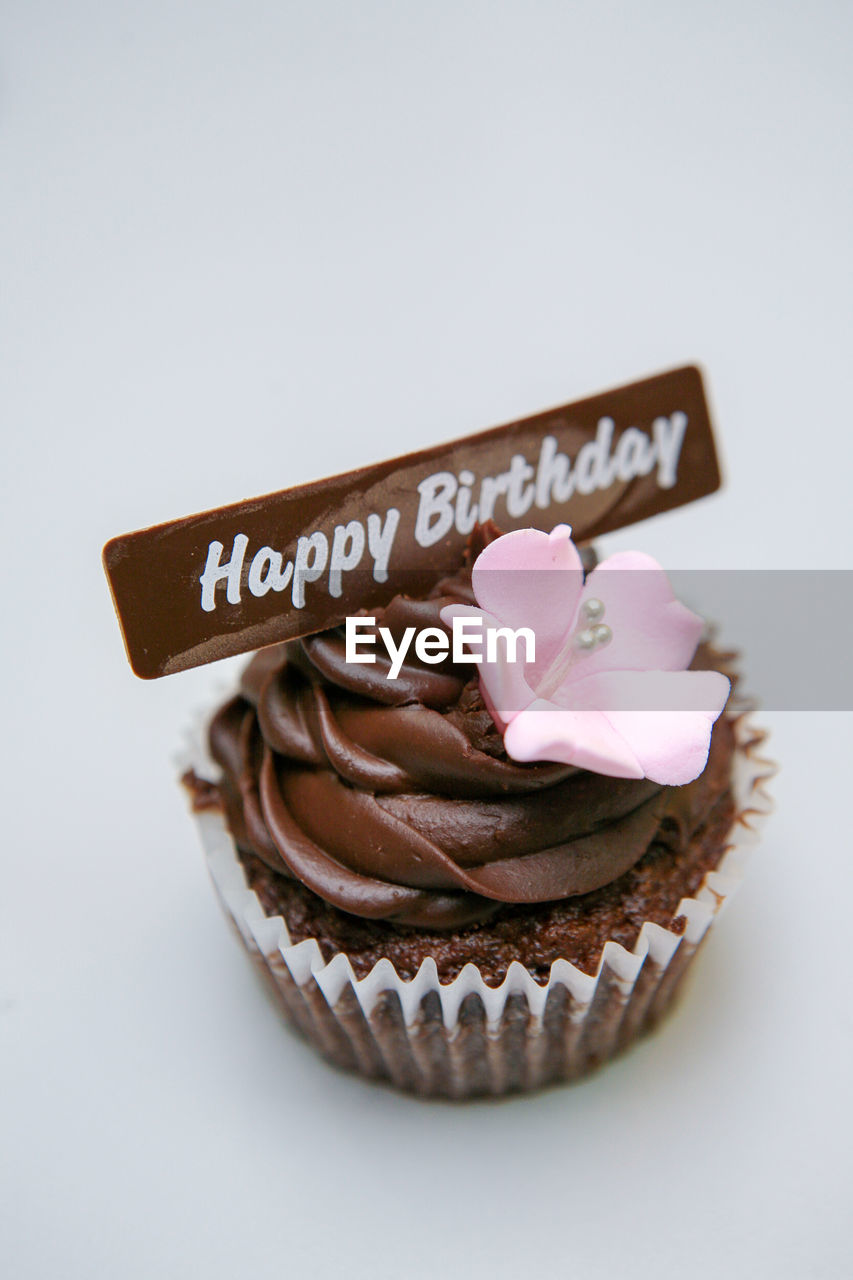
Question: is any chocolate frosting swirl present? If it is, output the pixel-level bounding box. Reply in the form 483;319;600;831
208;527;730;929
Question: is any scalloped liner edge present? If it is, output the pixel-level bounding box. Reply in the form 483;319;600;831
181;688;774;1092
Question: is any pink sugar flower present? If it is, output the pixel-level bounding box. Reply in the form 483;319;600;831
440;525;730;785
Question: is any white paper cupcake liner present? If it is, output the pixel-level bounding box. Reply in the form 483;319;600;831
181;687;774;1099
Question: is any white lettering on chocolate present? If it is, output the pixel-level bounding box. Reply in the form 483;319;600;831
574;418;616;495
454;470;478;535
199;410;690;618
415;472;457;548
414;411;688;546
199;534;248;612
292;531;328;609
328;521;365;598
505;454;536;517
653;412;687;488
534;435;574;508
478;472;510;522
247;547;293;598
367;509;400;583
613;427;654;482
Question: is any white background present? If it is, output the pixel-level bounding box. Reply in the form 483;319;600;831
2;3;852;1277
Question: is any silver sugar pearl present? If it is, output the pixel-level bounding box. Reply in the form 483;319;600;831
582;597;605;623
573;628;597;651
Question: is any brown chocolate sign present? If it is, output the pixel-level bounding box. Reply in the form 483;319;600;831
104;365;721;678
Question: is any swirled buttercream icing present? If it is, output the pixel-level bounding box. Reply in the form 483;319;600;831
203;526;734;931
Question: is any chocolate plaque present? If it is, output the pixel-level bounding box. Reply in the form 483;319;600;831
104;365;721;678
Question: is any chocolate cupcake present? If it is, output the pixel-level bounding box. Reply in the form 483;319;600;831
184;524;772;1098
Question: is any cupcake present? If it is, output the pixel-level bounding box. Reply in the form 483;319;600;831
183;522;772;1098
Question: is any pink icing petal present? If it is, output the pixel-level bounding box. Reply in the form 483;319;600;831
604;710;721;784
471;526;583;669
504;701;645;778
564;668;731;785
439;603;536;728
465;526;729;784
574;551;704;677
478;658;537;729
562;668;731;714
